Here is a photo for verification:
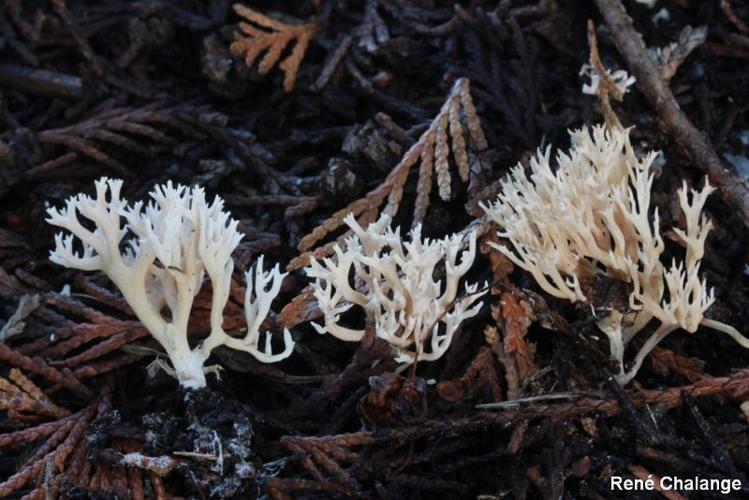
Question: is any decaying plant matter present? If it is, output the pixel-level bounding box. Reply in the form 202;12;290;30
230;4;319;92
0;368;70;420
46;178;293;388
268;368;749;498
481;124;749;384
306;213;485;363
289;77;487;270
30;104;212;178
580;20;634;129
594;0;749;229
0;378;113;498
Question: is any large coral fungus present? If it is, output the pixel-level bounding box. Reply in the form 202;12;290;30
481;124;749;384
46;177;293;389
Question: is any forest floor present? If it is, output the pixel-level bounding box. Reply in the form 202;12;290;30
1;0;749;499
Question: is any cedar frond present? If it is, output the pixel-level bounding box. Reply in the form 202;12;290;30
33;104;202;178
288;77;487;270
0;380;112;498
230;4;320;93
0;368;70;420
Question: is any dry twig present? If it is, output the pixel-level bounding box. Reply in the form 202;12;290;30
585;20;629;128
594;0;749;229
720;0;748;33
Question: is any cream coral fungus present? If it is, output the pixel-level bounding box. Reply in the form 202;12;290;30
481;124;749;384
46;177;293;389
579;63;635;97
305;214;485;364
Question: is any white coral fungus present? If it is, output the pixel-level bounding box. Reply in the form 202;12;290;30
47;178;293;389
481;124;749;384
580;63;635;97
306;214;485;364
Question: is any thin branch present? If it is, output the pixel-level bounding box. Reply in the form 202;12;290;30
594;0;749;229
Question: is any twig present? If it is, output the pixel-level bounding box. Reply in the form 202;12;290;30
274;369;749;495
478;369;749;416
51;0;103;76
594;0;749;229
0;293;39;342
0;64;83;100
720;0;748;33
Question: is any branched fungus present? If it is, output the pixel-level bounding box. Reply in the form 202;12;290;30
481;124;749;384
306;214;485;364
47;177;293;389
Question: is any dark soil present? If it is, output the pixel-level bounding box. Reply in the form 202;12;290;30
2;0;749;499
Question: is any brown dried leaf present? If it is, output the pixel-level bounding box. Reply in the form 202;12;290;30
499;292;538;380
485;322;521;400
480;228;514;289
359;373;427;426
435;380;465;402
278;286;322;328
437;346;502;402
647;345;705;382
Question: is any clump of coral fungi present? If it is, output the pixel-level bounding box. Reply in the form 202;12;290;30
481;124;749;384
306;213;485;364
46;178;293;389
